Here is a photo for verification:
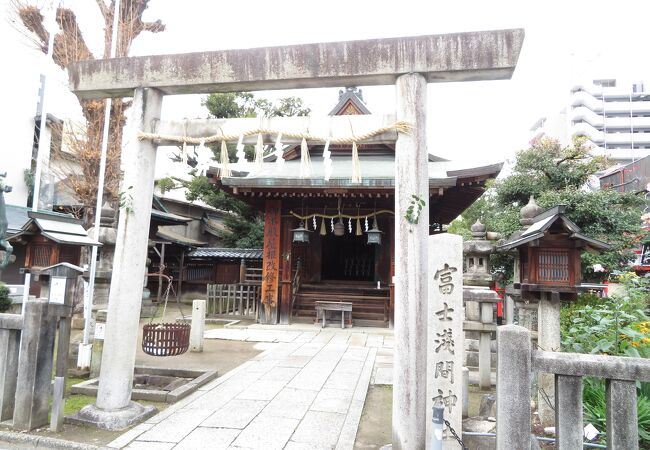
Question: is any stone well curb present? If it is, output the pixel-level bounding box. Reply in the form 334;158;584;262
0;430;108;449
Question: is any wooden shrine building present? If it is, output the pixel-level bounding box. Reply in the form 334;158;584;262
213;88;503;326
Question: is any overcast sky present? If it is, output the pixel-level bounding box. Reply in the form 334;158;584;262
65;0;650;166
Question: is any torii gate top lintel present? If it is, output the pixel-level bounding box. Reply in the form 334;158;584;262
68;28;524;100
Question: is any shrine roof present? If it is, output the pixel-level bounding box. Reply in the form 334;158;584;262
150;209;192;226
18;211;101;246
497;205;611;252
156;228;207;247
187;247;263;260
5;205;76;237
220;157;502;189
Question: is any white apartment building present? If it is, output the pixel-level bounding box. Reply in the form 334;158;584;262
530;79;650;164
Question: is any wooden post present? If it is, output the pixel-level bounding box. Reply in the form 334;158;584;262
392;72;428;450
157;242;166;301
239;258;246;283
178;251;185;299
279;216;293;325
260;199;281;324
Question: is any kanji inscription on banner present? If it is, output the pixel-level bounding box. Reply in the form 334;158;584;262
261;200;281;308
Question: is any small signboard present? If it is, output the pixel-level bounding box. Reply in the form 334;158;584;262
49;277;67;305
94;323;106;340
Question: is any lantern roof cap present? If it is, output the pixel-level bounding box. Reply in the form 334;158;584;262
498;204;611;252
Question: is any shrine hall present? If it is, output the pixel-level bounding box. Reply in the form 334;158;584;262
212;88;502;326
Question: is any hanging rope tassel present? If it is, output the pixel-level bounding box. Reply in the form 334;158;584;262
351;141;362;183
320;217;327;235
219;140;231;177
254;133;264;172
356;218;362;236
275;132;285;172
299;138;312;178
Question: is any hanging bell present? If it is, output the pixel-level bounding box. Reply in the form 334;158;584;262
333;218;345;237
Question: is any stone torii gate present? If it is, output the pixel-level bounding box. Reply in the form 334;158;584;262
66;30;524;447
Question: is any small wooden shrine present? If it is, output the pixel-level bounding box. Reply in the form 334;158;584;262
212;88;503;325
497;201;611;300
2;208;101;295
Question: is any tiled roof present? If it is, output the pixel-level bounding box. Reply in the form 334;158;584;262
187;248;263;259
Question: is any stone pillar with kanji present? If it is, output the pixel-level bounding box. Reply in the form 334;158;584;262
428;233;464;447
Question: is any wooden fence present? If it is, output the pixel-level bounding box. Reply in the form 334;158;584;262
206;283;260;319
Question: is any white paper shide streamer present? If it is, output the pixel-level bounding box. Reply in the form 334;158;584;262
254;133;264;172
235;134;246;165
323;139;333;181
181;141;188;164
274;132;285;172
351;141;361;183
196;139;212;176
299;138;312;178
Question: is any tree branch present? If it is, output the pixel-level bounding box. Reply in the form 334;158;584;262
142;20;165;33
95;0;110;21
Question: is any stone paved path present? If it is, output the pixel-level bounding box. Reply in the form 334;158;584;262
107;326;394;450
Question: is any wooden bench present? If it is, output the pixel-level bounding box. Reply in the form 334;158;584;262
315;301;353;329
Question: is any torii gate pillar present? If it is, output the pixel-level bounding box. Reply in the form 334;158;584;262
70;88;162;429
393;73;429;448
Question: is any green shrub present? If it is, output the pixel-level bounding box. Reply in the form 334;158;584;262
561;273;649;357
0;282;11;313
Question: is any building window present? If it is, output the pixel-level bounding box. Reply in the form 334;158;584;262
537;249;570;284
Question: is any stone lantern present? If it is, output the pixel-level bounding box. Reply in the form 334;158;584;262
497;200;611;427
462;219;501;389
463;219;494;287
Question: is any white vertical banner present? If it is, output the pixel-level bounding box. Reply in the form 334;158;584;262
427;233;464;448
